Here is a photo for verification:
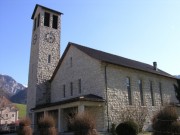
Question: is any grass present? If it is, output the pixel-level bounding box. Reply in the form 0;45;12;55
15;103;27;119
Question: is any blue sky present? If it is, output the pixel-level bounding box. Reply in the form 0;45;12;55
0;0;180;86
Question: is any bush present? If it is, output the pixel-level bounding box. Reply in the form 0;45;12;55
69;112;97;135
38;114;57;135
119;106;148;132
171;121;180;133
115;120;139;135
17;117;32;135
152;106;179;135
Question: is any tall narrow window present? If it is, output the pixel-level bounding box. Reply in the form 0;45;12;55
44;12;50;27
37;13;40;27
63;85;66;98
138;79;144;106
48;55;51;63
70;82;73;96
150;81;155;106
126;77;132;105
70;57;72;67
33;18;37;31
78;79;81;94
53;15;58;29
159;82;163;105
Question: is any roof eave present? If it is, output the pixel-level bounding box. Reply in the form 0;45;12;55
101;60;176;80
31;4;63;19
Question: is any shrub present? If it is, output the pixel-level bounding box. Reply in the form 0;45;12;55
115;120;138;135
171;121;180;134
69;112;97;135
152;106;178;135
38;114;57;135
17;117;32;135
119;106;148;132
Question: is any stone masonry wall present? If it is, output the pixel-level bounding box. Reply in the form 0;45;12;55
105;64;177;130
36;9;60;105
27;5;61;114
51;46;105;102
51;47;178;131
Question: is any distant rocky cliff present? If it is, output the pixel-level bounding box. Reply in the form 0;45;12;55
0;74;27;104
10;88;27;104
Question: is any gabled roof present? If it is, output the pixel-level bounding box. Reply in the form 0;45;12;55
50;42;175;82
32;94;105;110
31;4;63;19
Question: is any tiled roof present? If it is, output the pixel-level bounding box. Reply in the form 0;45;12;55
32;94;105;110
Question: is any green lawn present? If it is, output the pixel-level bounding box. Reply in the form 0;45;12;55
15;103;27;119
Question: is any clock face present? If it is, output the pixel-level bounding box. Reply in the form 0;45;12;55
45;32;55;43
33;34;37;44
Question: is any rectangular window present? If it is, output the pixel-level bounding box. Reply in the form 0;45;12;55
44;12;50;27
37;13;40;27
70;82;73;96
138;79;144;106
70;57;72;67
33;18;37;31
126;77;132;105
150;81;155;106
159;82;163;105
63;85;66;98
6;114;8;117
53;15;58;29
78;79;81;94
48;55;51;63
12;114;14;117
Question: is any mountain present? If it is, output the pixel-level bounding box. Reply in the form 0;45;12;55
10;88;27;104
176;75;180;79
0;74;25;95
0;74;27;104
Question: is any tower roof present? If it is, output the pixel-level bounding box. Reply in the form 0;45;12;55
31;4;63;19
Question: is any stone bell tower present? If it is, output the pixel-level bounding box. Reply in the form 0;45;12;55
27;4;62;117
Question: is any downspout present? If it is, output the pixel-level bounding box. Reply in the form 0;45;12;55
104;63;110;132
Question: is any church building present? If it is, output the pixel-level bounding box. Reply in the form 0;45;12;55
27;4;178;134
